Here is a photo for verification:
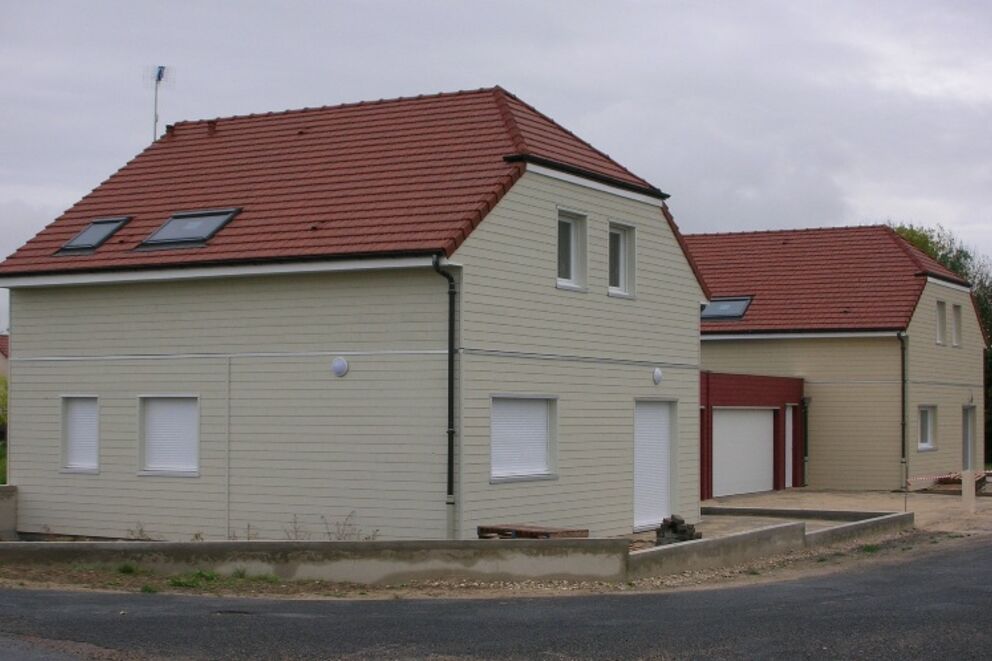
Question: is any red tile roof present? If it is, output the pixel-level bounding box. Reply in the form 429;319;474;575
0;87;674;277
685;225;971;334
0;335;8;359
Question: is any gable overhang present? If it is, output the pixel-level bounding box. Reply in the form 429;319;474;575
702;330;902;341
925;275;973;294
0;254;452;289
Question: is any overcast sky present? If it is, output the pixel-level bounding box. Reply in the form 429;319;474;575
2;0;990;331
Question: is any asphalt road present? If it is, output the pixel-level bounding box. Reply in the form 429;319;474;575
1;539;991;660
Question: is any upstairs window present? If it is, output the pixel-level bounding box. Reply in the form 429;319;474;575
608;223;635;296
952;304;963;346
701;297;752;320
936;301;947;345
60;217;129;253
557;210;586;290
141;209;238;249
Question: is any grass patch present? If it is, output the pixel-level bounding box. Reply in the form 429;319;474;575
745;568;761;575
168;570;218;589
247;573;280;584
140;584;158;594
231;567;247;579
859;544;881;554
117;563;137;575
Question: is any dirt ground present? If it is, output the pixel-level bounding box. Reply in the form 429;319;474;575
0;490;987;600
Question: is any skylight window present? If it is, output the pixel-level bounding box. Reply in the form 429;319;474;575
701;297;752;320
60;217;129;252
141;209;239;248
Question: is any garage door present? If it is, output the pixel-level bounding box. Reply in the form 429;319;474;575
712;409;774;497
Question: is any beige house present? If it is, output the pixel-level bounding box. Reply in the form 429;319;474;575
0;335;7;377
686;226;986;491
0;88;707;540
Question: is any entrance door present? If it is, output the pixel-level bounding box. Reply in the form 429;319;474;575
634;401;672;530
963;407;976;471
712;409;775;497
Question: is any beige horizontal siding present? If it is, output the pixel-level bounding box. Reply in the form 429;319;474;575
459;355;699;538
11;270;447;357
9;270;451;541
453;172;703;365
702;337;903;490
906;281;986;482
453;172;704;536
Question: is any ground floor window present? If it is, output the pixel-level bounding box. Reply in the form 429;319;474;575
918;405;936;450
140;396;200;474
490;397;555;480
62;396;99;471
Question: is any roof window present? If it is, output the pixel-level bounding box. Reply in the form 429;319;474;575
141;209;239;248
59;217;129;253
701;297;752;320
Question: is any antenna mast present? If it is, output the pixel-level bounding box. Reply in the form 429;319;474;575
153;66;166;141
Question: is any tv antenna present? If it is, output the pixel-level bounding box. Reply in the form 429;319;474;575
150;65;170;141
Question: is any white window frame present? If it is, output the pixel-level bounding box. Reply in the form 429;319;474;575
608;222;635;297
918;405;937;451
556;209;587;291
951;304;962;347
489;395;558;483
60;395;100;474
138;395;201;477
935;301;947;345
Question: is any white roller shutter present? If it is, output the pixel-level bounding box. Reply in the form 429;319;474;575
491;398;551;478
713;409;774;497
634;401;672;530
142;397;199;473
63;397;98;470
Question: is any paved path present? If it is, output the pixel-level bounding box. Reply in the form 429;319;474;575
0;538;990;659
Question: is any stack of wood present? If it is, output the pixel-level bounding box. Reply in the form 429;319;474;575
655;514;701;546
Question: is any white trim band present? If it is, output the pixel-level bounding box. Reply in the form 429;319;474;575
926;276;972;294
702;331;900;341
526;164;665;207
0;256;446;289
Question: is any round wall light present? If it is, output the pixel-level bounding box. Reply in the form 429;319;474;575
652;367;664;385
331;357;350;377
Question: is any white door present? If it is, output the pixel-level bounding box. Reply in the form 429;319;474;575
713;409;775;497
963;407;976;471
634;401;672;530
785;406;794;488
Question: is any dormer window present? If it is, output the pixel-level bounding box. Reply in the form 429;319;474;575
701;297;752;320
140;209;239;249
59;217;129;253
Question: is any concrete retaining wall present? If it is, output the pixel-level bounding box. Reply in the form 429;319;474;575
0;507;914;585
0;538;630;585
628;522;805;580
0;486;15;540
804;512;915;548
700;506;898;522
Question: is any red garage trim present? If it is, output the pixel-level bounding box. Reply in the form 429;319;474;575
700;371;805;500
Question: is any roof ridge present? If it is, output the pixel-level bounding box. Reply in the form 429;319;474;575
883;225;971;287
497;88;651;188
685;224;889;239
491;88;528;154
882;225;930;275
171;87;503;128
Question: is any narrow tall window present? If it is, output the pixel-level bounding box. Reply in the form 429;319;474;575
491;398;554;480
609;224;634;295
936;301;947;345
62;397;99;471
556;210;585;289
141;397;200;474
952;304;962;346
918;406;936;450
